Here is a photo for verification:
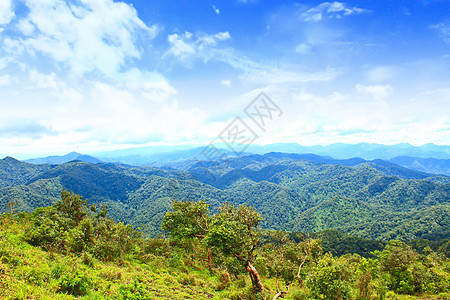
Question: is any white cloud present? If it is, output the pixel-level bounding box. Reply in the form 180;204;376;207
301;2;367;22
356;84;393;100
27;69;59;90
0;0;14;25
2;37;24;54
18;0;159;77
295;43;311;54
164;28;336;86
221;79;231;87
165;30;338;85
432;22;450;44
213;5;220;15
167;32;196;60
0;74;11;86
17;19;35;36
165;31;231;63
366;66;397;82
225;55;339;84
214;32;231;41
118;68;177;103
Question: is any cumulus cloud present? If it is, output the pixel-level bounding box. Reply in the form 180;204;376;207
301;2;367;22
166;32;196;60
0;0;14;25
18;0;159;77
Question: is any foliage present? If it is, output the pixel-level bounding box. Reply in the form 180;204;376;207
306;253;353;300
1;196;450;299
23;190;139;262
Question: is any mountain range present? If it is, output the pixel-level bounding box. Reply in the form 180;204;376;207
1;152;449;240
21;142;450;176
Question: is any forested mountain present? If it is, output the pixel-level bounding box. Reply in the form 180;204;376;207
1;153;449;240
0;157;53;189
390;156;450;176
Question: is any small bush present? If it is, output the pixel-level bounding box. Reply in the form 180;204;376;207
178;273;198;286
118;279;151;300
216;271;231;291
57;270;90;296
100;268;123;282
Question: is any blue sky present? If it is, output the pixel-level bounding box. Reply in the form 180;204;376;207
0;0;449;158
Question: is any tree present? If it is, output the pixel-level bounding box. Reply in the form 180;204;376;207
205;203;264;294
161;200;213;271
378;240;418;294
55;189;88;226
263;232;322;300
6;197;18;216
307;253;353;300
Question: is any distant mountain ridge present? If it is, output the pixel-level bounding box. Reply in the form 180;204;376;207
19;142;450;175
245;142;450;160
390;156;450;176
25;152;102;165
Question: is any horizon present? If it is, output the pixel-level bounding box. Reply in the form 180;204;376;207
1;0;449;158
3;141;450;161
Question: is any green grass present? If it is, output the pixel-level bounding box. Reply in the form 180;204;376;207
0;216;251;299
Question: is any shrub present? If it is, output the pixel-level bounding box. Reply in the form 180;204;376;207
216;271;231;291
118;279;151;300
56;270;90;296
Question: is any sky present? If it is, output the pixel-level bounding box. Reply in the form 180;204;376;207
0;0;449;158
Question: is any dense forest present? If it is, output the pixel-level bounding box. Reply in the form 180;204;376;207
1;191;450;299
1;154;449;239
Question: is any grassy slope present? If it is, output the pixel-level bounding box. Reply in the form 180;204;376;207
2;215;449;300
0;216;298;300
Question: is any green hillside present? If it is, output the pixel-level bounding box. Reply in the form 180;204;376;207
0;154;449;240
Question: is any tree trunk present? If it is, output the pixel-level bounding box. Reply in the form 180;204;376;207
297;257;307;283
246;262;264;294
272;277;290;300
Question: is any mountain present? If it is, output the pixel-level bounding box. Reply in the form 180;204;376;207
246;142;450;160
90;142;450;168
25;151;102;165
0;156;53;189
161;152;438;180
95;146;248;165
23;143;450;170
390;156;450;176
1;153;449;240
